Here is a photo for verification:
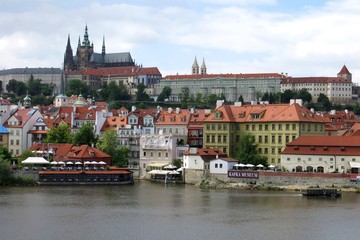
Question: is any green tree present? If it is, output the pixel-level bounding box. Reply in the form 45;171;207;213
195;93;203;103
66;79;89;96
317;93;332;111
44;123;73;143
97;130;128;167
238;95;244;103
235;133;267;166
27;76;42;96
6;79;27;96
179;87;190;108
136;83;150;102
0;146;12;161
41;83;53;96
73;123;97;146
281;89;296;103
0;158;13;185
157;86;172;102
295;88;312;103
205;93;218;107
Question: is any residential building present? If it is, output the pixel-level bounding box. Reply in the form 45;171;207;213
281;136;360;173
281;65;353;103
139;133;176;177
203;100;327;166
155;107;190;145
187;108;209;148
28;117;51;144
3;108;42;156
323;109;359;136
183;148;227;170
0;125;10;148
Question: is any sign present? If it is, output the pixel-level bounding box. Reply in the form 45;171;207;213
228;170;259;179
350;174;360;182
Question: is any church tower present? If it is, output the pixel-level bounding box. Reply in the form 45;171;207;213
102;36;106;55
201;58;207;75
337;65;352;82
64;34;74;71
76;25;94;70
192;56;199;74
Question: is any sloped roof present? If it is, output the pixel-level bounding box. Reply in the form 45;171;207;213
0;67;62;75
164;73;283;80
338;65;351;75
282;136;360;156
155;108;190;125
101;116;127;131
3;108;38;128
0;125;10;134
281;77;349;84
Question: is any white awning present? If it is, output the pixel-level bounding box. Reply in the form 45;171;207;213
349;162;360;168
22;157;49;164
148;163;168;168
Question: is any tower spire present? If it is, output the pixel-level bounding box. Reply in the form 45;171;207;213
192;56;199;74
82;24;90;47
201;57;207;75
102;35;106;55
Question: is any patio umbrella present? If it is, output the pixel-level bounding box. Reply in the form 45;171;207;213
256;164;264;168
164;164;177;169
75;162;82;165
268;165;275;168
84;161;91;165
58;161;65;165
98;161;107;165
66;161;74;165
246;164;254;168
50;161;58;165
169;170;180;174
91;161;98;165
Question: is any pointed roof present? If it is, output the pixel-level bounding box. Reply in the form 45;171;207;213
82;25;91;47
201;58;206;68
338;65;351;75
102;35;106;55
0;125;10;134
192;56;199;67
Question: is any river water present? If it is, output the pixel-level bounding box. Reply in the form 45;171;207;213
0;181;359;240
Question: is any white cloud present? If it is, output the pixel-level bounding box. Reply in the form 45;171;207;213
0;0;360;84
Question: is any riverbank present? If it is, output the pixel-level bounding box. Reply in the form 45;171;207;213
196;178;360;193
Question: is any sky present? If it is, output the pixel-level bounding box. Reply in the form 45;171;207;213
1;0;360;83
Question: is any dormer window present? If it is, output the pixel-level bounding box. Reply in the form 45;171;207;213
214;111;223;120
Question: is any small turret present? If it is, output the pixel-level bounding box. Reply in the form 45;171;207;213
201;57;207;75
192;56;199;74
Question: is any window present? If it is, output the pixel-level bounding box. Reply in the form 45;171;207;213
215;163;218;168
236;135;240;143
278;124;282;130
218;135;221;143
272;124;275;130
287;157;290;161
158;152;161;157
259;125;263;131
265;124;268;131
292;124;296;130
286;124;289;130
16;140;19;145
219;164;223;168
212;135;215;142
258;135;262;143
252;125;255;131
223;135;227;142
264;148;268;154
285;135;289;143
271;135;275;143
143;151;147;157
246;124;249;130
166;153;168;157
223;124;227;130
264;135;268;143
278;135;282;144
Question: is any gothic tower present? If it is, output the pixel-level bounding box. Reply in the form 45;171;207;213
76;25;94;70
64;34;74;71
192;56;199;74
102;36;106;55
201;58;207;75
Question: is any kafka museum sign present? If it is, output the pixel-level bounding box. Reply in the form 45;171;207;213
228;170;259;179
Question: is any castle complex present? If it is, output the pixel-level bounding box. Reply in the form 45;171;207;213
64;25;135;71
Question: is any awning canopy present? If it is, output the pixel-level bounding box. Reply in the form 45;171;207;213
148;163;168;168
349;162;360;168
22;157;49;164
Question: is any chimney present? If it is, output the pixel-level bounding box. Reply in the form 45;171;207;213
168;107;172;114
176;107;180;114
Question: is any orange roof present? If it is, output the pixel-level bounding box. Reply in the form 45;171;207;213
282;136;360;156
164;73;283;80
205;103;326;123
3;108;38;128
155;108;190;125
101;116;127;131
343;122;360;136
188;109;208;128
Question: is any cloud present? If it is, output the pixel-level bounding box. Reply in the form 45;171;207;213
0;0;360;83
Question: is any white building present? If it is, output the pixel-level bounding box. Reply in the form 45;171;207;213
281;135;360;173
210;157;238;174
281;65;353;103
183;147;227;170
139;133;176;177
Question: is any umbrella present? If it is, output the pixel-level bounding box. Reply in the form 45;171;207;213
66;161;74;165
176;167;183;172
246;164;254;168
169;170;180;175
91;161;98;164
84;161;91;165
98;161;107;165
58;161;65;165
75;162;82;165
256;164;264;168
268;165;275;168
164;164;177;169
235;163;245;167
50;161;58;165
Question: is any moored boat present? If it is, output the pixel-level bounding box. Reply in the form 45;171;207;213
302;188;342;198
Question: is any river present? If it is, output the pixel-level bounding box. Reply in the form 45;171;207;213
0;181;359;240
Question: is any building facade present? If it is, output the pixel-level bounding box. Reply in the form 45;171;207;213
281;65;353;103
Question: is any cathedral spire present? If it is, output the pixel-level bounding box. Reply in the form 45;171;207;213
82;24;90;47
64;34;74;71
192;56;199;74
78;36;81;47
201;57;207;75
102;35;106;55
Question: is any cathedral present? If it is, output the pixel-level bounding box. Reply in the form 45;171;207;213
64;25;135;71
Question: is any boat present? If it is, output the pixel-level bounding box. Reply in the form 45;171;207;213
302;188;342;198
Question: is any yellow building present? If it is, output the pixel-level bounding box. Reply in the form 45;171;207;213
203;100;327;166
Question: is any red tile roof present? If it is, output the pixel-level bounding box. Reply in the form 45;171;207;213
281;77;349;84
155;108;190;125
338;65;351;75
3;108;38;128
101;116;127;131
282;136;360;156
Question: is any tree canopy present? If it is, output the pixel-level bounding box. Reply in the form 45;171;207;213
97;130;128;167
66;79;89;96
157;86;172;102
44;123;73;144
235;133;267;166
136;83;151;102
73;123;97;146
